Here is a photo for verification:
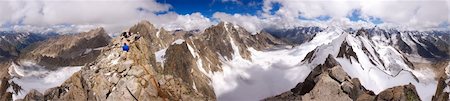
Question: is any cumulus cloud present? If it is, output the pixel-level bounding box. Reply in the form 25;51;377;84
213;12;379;33
263;0;449;30
0;0;213;34
0;24;99;34
0;0;170;25
0;0;448;34
147;12;213;31
213;0;449;33
263;0;359;19
213;12;266;34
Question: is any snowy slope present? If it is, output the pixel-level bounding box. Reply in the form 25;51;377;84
210;28;343;100
7;61;82;100
300;28;439;101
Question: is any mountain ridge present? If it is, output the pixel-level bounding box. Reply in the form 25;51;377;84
0;20;449;101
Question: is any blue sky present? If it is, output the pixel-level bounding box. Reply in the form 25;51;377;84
156;0;263;18
155;0;387;24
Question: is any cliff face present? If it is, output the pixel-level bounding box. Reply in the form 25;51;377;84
18;28;111;69
0;28;111;101
0;32;55;61
0;61;12;101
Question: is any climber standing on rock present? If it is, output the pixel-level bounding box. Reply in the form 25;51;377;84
122;43;129;52
119;31;142;60
120;31;132;60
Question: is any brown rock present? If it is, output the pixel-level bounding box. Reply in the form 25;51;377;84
329;65;349;83
301;72;352;101
337;40;359;63
375;83;420;101
19;28;111;69
341;81;354;94
0;92;13;101
356;93;376;101
22;89;44;101
432;77;449;101
43;72;89;101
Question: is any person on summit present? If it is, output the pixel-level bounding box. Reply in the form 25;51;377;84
122;32;130;38
121;43;130;60
122;43;129;52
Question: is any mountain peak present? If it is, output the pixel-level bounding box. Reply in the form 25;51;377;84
134;20;156;31
79;27;108;38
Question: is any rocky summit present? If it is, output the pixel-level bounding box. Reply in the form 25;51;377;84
0;21;283;101
0;20;449;101
1;0;450;101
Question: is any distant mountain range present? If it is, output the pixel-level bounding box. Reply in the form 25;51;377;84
0;20;449;101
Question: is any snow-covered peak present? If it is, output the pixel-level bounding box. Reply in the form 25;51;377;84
302;32;348;66
298;27;444;100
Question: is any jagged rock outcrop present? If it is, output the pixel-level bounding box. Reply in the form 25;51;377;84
198;22;251;60
0;41;17;60
395;33;413;54
18;28;111;69
22;89;44;101
0;77;13;101
187;22;284;72
17;20;285;101
266;55;373;101
159;41;215;100
337;40;359;63
0;32;55;61
0;61;12;101
375;83;420;101
20;28;164;100
300;71;353;101
128;21;176;51
432;77;449;101
266;54;421;101
41;72;90;100
264;27;322;44
364;28;450;60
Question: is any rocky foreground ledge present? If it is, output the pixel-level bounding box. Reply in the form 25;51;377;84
265;55;449;101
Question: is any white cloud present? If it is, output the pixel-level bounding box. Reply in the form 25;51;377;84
263;0;449;30
221;0;242;4
213;12;377;33
147;12;214;31
216;0;449;33
1;24;98;34
1;0;170;25
264;0;359;19
0;0;213;34
213;12;266;34
1;0;448;34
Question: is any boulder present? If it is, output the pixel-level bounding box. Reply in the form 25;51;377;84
301;72;352;101
329;65;349;83
375;83;420;101
22;89;44;101
356;92;376;101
